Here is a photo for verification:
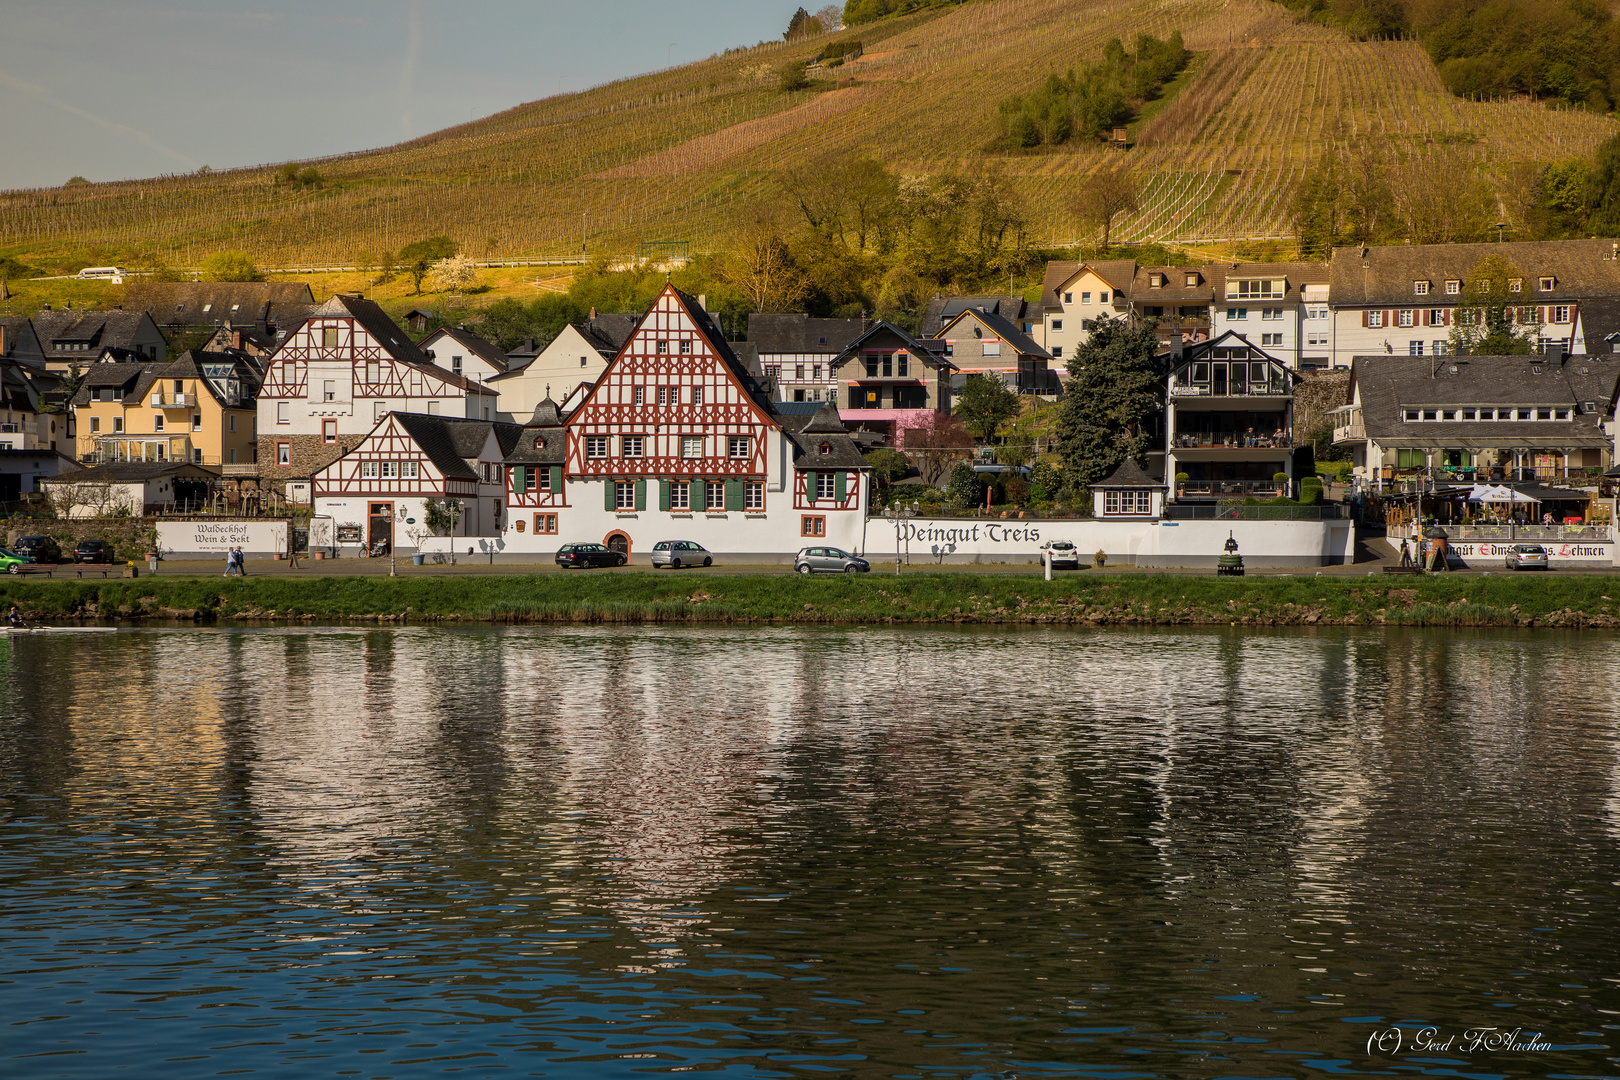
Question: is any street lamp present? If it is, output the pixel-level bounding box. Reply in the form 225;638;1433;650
883;500;918;574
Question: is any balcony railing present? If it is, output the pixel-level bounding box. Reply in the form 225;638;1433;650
1171;434;1293;450
1332;422;1365;442
1169;382;1290;398
150;393;195;408
1431;523;1611;541
1175;480;1286;499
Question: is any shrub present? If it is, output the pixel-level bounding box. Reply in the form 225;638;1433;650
1093;549;1107;568
1299;477;1324;505
199;250;263;282
946;462;980;509
1004;477;1030;505
779;60;810;92
1174;471;1189;483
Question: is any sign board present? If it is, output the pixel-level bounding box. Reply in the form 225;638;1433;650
1449;540;1613;564
336;524;363;543
157;520;290;556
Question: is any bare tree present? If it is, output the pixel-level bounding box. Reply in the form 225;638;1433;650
719;213;808;312
901;411;975;486
815;4;843;31
1067;167;1140;252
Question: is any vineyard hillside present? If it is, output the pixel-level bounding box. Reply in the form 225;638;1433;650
2;0;1615;269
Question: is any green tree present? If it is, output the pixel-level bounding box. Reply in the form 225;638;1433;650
945;461;982;509
399;236;459;294
864;448;911;503
779;59;810;92
1051;314;1162;486
955;373;1021;442
199;250;263;282
1585;130;1620;235
1448;254;1539;355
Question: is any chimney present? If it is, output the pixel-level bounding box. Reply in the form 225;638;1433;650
697;294;707;311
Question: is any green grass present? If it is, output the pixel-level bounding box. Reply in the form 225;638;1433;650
4;572;1619;628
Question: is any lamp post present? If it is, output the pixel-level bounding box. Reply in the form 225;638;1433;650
883;501;917;574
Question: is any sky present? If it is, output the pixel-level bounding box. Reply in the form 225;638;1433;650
0;0;809;191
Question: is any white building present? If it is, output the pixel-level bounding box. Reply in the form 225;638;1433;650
1039;259;1137;362
746;313;865;402
1128;262;1330;370
484;313;637;423
418;326;511;385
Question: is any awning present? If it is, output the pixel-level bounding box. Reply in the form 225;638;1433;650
1466;484;1538;504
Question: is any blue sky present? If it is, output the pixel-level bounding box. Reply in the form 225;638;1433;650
0;0;810;190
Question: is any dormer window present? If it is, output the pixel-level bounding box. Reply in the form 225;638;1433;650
202;304;212;313
1509;278;1523;293
1539;276;1554;291
533;436;545;449
1414;280;1429;296
819;441;831;455
1149;273;1165;287
818;336;827;345
1185;272;1199;287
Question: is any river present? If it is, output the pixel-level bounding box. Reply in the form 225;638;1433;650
1;625;1617;1078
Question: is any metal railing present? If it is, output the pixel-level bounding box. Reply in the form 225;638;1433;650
1171;435;1293;450
1175;480;1286;498
1167;503;1352;520
1431;523;1611;541
150;393;194;408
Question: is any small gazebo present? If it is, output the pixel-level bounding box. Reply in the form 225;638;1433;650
1091;459;1166;518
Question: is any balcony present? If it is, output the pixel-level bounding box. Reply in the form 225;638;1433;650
1332;421;1365;443
151;393;195;408
1175;479;1286;500
1170;382;1290;398
1171;434;1293;451
1431;523;1611;542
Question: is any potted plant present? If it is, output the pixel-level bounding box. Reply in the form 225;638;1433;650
1175;471;1189;497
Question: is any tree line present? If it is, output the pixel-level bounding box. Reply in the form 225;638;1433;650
994;33;1190;149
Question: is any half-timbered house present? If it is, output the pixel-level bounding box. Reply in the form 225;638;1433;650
256;294;498;504
311;412;524;555
414;285;871;562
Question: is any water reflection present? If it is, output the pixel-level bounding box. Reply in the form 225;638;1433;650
1;625;1617;1078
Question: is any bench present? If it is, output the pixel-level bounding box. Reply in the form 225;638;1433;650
74;568;115;579
1382;565;1422;575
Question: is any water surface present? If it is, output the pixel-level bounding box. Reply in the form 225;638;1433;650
2;625;1617;1078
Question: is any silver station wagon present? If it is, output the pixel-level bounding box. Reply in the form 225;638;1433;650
651;540;713;568
794;546;870;575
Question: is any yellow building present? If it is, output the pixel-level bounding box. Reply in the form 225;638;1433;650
71;350;259;467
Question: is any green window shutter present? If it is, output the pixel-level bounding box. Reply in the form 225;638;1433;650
604;479;616;511
512;465;525;493
725;479;743;511
690;478;704;510
659;479;671;511
635;479;646;511
550;465;563;494
835;471;847;501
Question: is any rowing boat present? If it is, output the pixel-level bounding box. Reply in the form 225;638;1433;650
6;626;119;634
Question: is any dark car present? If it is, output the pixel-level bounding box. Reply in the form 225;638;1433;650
73;539;114;564
12;536;62;563
555;542;626;569
794;546;870;575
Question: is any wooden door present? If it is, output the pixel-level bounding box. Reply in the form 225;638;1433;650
368;502;393;554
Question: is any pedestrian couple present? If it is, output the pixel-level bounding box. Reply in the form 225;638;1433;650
223;546;247;577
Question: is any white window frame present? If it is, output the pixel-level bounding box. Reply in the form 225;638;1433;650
622;435;644;458
361;461;379;479
728;435;750;459
816;472;836;500
615;481;636;510
381;461;398;479
682;435;704;459
669;481;690;510
1367;311;1384;328
705;481;725;511
402;461;419;480
586;436;608;459
744;481;764;511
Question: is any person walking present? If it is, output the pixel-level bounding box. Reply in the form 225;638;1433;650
234;546;248;577
1399;539;1412;567
223;546;237;577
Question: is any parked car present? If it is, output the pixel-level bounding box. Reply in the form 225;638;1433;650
651;540;712;569
1505;544;1549;571
0;547;37;575
555;542;626;569
73;539;114;564
12;536;62;563
1040;540;1080;569
795;546;870;575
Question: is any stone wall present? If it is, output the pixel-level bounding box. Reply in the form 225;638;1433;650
255;433;364;494
1294;369;1350;439
5;518;158;563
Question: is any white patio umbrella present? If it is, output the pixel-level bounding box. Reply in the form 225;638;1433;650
1466;483;1538;504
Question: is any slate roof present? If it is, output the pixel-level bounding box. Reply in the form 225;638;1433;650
504;399;567;465
49;461;218;483
1041;259;1139;312
1348;353;1619;449
1577;297;1620;349
389;413;525;480
579;312;639;352
423;326;510;373
1130;261;1328;306
290;295;496;394
124;282;315;328
1093;457;1164;488
922;296;1029;337
746;313;867;354
1329;238;1620;307
936;308;1052;359
31;310;156;356
70;362;156;406
672;287;772;408
779;407;868;470
832;321;957;372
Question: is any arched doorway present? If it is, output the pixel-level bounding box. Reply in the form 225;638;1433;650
604;531;630;561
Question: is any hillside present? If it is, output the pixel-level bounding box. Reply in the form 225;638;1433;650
2;0;1615;271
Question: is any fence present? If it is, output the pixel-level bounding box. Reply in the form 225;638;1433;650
1166;503;1352;520
1432;523;1612;542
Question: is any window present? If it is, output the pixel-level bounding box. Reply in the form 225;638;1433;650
1080;292;1092;304
276;441;290;465
322;328;338;348
1445;280;1461;295
536;467;550;492
802;515;826;536
1308;306;1328;319
151;413;164;432
1050;319;1063;332
633;385;644;405
381;462;398;479
812;364;822;380
1397;310;1414;327
728;435;750;459
1051;346;1063;358
682;435;704;458
692;385;703;405
196;414;206;431
1404;410;1420;421
615;481;636;510
706;481;725;511
622;435;643;458
1414;280;1430;295
679;339;692;354
366;362;380;384
669;481;690;510
374;401;387;422
1228;279;1286;300
1226;308;1248;320
586;436;608;459
277;401;289;424
656;386;668;405
1367;311;1384;328
90;416;100;434
1433;340;1448;355
1409;341;1425;356
1553;305;1571;323
1261;333;1283;346
797;364;807;380
1150;273;1165;287
534;514;558;534
1064;292;1073;304
1103;490;1152;515
897;353;908;376
451;356;463;375
744;481;763;510
323;379;335;402
113;417;123;433
815;472;837;500
1261;308;1283;320
1099;291;1109;304
656;339;669;354
982;341;1001;357
1307;332;1329;347
323;420;337;443
1461;408;1476;420
1509;278;1523;293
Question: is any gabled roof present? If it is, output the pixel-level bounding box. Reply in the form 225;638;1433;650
579;313;640;352
833;321;957;371
1041;259;1138;311
746;313;867;354
1329;238;1620;307
388;413;525;480
31;309;156;354
282;295;496;393
421;326;510;373
1093;458;1163;488
779;408;868;470
936;307;1051;359
49;461;218;483
922;295;1028;337
123;282;315;327
69;361;157;405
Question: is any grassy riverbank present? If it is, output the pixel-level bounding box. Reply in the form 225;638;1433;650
4;572;1620;628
